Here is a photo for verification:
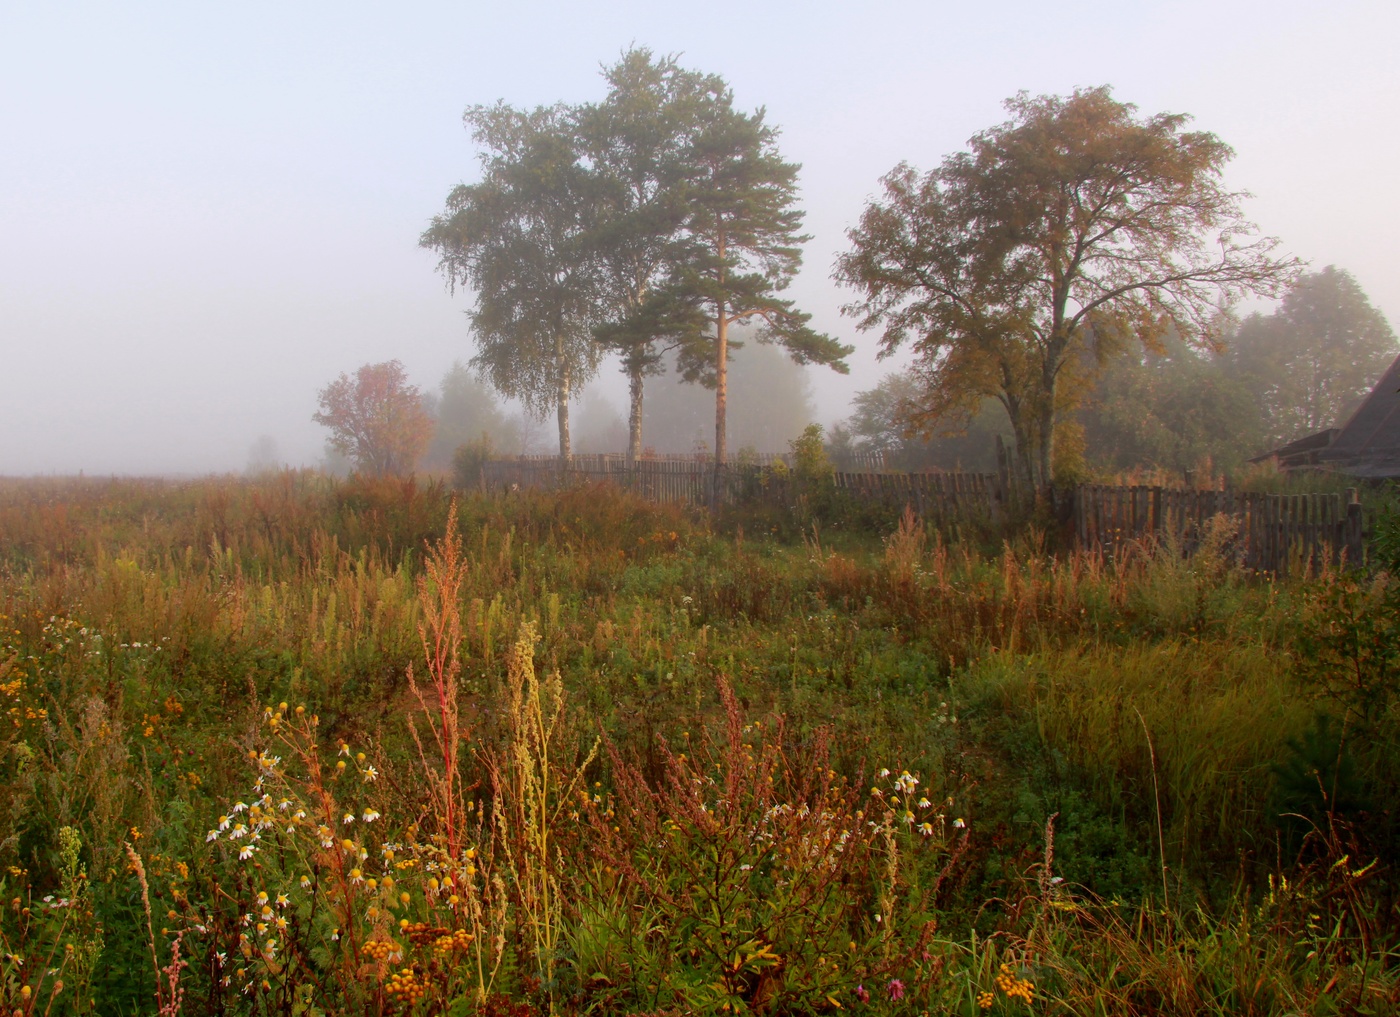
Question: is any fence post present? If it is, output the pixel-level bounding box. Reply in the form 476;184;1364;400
1346;487;1364;567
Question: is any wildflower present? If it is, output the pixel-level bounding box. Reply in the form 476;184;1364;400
275;916;288;931
363;765;378;782
917;797;932;809
338;743;350;757
278;799;291;811
953;817;966;829
276;893;289;907
362;809;380;823
218;816;231;831
232;802;248;813
229;824;247;839
878;768;891;779
206;829;219;842
887;979;905;1001
349;868;364;884
256;891;269;906
342;812;355;825
239;845;256;861
300;875;311;889
918;822;934;837
854;984;870;1003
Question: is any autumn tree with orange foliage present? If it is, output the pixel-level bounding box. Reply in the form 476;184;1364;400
313;360;432;477
837;87;1299;485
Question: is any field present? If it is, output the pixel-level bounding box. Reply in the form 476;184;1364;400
0;472;1396;1015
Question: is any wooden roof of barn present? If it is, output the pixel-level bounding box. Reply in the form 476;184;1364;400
1316;350;1400;476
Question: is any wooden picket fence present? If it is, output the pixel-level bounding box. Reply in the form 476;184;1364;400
506;450;889;471
479;457;1367;572
480;457;1008;516
1069;484;1365;573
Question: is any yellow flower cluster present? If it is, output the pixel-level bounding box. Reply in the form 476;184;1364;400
403;922;449;946
433;928;474;954
977;990;995;1009
362;938;400;961
994;962;1034;1004
384;966;425;1003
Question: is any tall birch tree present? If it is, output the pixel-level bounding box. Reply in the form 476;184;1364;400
421;103;602;461
578;49;714;466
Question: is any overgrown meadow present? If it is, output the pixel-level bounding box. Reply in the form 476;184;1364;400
0;473;1396;1016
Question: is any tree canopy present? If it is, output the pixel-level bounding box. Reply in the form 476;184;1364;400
421;102;603;461
422;362;522;469
312;361;432;477
835;370;1008;472
1226;266;1397;448
578;49;718;464
836;86;1299;484
663;80;851;467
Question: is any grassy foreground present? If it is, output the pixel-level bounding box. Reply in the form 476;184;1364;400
0;472;1395;1016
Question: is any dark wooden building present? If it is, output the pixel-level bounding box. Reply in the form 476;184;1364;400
1252;353;1400;478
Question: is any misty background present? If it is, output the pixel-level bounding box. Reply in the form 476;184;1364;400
2;1;1397;475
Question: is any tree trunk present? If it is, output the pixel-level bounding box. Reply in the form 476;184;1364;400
1014;424;1036;489
1036;354;1062;487
714;303;728;468
1036;401;1055;487
627;362;644;468
998;388;1037;490
556;342;572;464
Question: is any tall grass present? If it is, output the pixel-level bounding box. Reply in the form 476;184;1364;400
0;473;1393;1014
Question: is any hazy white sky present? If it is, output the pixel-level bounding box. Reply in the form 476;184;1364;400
2;0;1396;474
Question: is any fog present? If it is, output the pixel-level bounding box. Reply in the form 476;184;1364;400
2;1;1397;474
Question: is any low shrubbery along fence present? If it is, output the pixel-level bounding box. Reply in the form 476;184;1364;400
479;457;1367;571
